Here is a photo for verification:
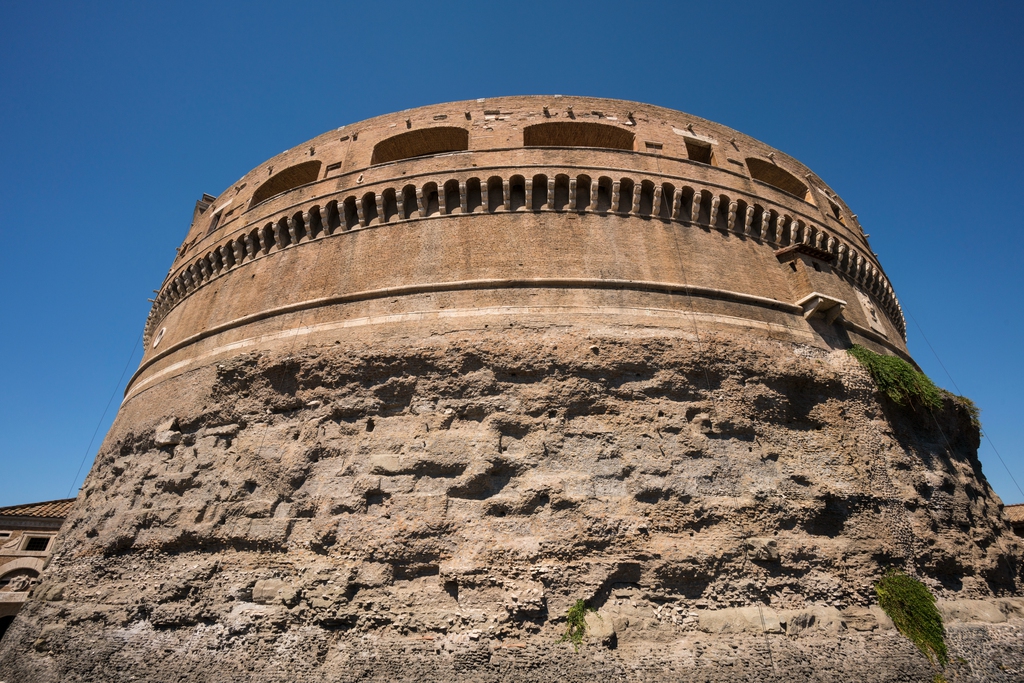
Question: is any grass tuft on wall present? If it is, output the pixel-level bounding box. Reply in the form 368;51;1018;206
875;568;949;668
848;345;942;411
559;599;592;651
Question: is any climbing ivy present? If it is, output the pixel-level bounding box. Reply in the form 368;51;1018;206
875;568;948;668
559;599;592;651
848;345;942;412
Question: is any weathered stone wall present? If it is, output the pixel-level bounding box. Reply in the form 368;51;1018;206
3;98;1020;681
136;96;907;410
1;324;1021;681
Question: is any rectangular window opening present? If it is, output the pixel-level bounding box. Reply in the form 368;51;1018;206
24;536;50;552
206;211;222;235
828;198;844;223
684;139;714;165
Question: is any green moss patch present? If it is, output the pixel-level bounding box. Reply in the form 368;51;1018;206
848;345;942;412
875;569;948;667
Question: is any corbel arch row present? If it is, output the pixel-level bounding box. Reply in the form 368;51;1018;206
147;172;905;344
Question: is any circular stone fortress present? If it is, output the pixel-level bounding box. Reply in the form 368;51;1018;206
2;96;1022;682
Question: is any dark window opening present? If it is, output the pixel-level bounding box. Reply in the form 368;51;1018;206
645;141;663;152
402;186;418;219
206;210;222;235
531;174;549;211
509;176;526;211
575;174;592;210
382;189;399;222
487;177;503;212
746;158;810;201
828;197;844;223
422;183;440;217
639;180;655;215
249;160;322;208
466;178;483;212
343;197;359;229
659;183;676;219
596;177;613;212
617;178;635;213
444;180;461;214
361;193;379;226
523;122;634;150
371;127;469;165
25;537;49;552
553;175;570;211
684;139;714;165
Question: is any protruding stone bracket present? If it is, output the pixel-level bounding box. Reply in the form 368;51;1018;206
775;243;836;265
671;189;683;219
796;292;846;324
415;188;426;218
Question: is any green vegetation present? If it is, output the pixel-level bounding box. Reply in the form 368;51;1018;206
950;392;982;430
875;568;948;668
559;599;592;651
848;345;942;411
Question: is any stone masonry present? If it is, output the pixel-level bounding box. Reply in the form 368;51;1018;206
1;97;1021;682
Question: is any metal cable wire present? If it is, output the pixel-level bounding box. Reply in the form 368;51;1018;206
907;310;1024;500
66;332;143;498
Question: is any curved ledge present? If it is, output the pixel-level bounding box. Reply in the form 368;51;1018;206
128;277;805;395
0;557;45;576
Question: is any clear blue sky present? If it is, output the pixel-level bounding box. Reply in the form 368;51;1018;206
1;1;1022;507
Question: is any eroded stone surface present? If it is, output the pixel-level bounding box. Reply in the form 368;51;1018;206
1;330;1022;681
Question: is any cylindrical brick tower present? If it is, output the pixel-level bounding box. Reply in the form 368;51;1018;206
2;97;1020;682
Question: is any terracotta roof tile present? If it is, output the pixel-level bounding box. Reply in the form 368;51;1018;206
0;498;75;519
1005;503;1024;524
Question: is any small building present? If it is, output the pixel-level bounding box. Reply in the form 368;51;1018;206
0;499;74;642
1007;503;1024;538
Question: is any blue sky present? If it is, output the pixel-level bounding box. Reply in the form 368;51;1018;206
1;1;1022;507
